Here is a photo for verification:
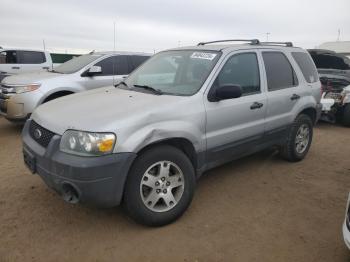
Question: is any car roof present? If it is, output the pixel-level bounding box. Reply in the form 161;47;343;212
93;51;152;56
166;43;304;53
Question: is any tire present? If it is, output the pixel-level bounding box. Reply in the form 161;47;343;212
342;104;350;127
123;145;196;226
279;114;313;162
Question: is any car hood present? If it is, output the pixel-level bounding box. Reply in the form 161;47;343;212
32;87;186;135
2;71;62;85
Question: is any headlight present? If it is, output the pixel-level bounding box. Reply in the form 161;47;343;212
60;130;116;156
15;84;41;94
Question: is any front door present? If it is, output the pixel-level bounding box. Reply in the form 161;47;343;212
204;51;267;166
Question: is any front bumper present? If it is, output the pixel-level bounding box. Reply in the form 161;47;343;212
0;90;41;122
22;120;137;207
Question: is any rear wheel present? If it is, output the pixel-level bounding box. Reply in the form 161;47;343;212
342;104;350;127
279;114;313;162
123;145;195;226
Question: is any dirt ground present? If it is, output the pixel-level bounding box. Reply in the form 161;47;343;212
0;117;349;262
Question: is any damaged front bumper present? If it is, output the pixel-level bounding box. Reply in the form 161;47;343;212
22;120;137;207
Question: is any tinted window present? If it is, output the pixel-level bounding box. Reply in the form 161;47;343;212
95;57;114;76
129;55;150;71
0;50;18;64
18;51;46;64
95;55;129;76
55;54;103;74
115;55;129;75
262;52;298;91
215;53;260;96
292;52;319;83
310;53;350;70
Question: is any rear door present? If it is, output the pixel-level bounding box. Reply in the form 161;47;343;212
17;51;50;73
204;50;267;165
260;50;303;132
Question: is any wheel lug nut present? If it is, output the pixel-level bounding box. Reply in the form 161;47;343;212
163;189;167;194
161;177;165;181
155;182;160;186
156;189;161;194
166;182;170;186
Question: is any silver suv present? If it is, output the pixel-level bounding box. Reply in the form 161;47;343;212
22;39;322;226
0;51;150;122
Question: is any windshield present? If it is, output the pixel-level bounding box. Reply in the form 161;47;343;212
54;54;103;74
124;50;221;96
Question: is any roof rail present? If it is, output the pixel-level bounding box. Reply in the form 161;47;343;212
260;42;293;47
197;39;260;46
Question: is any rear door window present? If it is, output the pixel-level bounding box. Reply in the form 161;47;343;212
292;52;319;83
262;52;298;91
0;50;18;64
17;51;46;64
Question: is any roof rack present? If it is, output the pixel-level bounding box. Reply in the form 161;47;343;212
197;39;260;46
260;42;293;47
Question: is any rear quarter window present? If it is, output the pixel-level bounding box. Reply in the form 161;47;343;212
292;52;319;83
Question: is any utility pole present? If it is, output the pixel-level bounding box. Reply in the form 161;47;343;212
337;29;341;41
113;21;116;52
266;33;270;42
42;39;46;51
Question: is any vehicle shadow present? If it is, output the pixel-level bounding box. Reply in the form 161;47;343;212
0;119;23;136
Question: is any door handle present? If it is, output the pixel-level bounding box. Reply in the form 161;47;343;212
250;102;264;110
12;66;20;70
42;66;49;70
290;94;300;101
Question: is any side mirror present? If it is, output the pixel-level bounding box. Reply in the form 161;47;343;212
86;65;102;76
211;84;242;101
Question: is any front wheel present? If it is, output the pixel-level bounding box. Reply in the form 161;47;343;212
123;145;196;226
279;114;313;162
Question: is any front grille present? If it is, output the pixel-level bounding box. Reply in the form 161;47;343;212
29;121;56;148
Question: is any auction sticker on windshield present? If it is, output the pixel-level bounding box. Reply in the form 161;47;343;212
191;52;217;60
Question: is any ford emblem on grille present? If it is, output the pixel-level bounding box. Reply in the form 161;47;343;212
34;128;42;139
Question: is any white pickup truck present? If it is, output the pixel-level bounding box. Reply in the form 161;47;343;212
0;49;77;82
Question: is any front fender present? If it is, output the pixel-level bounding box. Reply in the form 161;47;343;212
116;120;205;154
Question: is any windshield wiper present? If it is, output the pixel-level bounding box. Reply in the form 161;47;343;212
133;84;163;95
115;81;128;88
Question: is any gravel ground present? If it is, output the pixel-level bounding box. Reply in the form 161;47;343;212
0;117;349;262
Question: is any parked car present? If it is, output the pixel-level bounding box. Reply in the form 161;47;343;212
0;49;55;82
308;49;350;126
0;51;150;122
343;193;350;249
22;39;322;226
